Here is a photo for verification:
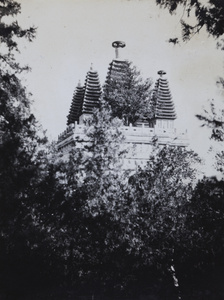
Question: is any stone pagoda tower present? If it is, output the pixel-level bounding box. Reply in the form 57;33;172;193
152;70;177;133
67;81;85;125
80;64;101;122
66;65;101;126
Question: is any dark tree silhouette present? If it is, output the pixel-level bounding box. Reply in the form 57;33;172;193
156;0;224;41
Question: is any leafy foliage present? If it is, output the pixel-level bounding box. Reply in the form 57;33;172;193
156;0;224;41
0;0;39;235
0;1;49;298
178;176;224;299
196;99;224;141
0;0;36;72
120;146;200;299
196;99;224;176
126;146;199;254
103;62;154;126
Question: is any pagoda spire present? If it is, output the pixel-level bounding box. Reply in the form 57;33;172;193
82;64;101;114
105;41;129;84
153;70;176;120
112;41;126;59
67;80;85;125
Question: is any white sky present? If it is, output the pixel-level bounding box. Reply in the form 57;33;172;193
10;0;224;172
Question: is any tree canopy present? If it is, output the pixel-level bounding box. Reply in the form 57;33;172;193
0;0;36;73
103;62;154;126
156;0;224;42
0;1;48;298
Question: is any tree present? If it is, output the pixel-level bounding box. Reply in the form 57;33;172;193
178;176;224;299
0;0;38;214
124;145;200;299
155;0;224;42
194;98;224;179
196;100;224;142
0;1;51;298
103;62;154;126
27;106;134;298
0;0;36;73
63;107;130;291
154;4;224;298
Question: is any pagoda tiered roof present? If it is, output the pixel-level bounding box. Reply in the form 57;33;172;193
67;66;101;125
82;67;101;114
67;81;85;125
106;59;129;83
153;71;176;120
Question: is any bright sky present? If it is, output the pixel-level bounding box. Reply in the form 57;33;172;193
12;0;224;172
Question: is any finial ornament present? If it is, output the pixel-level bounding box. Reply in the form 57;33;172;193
112;41;126;59
112;41;126;48
158;70;166;77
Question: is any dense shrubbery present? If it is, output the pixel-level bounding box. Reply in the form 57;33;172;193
1;104;224;299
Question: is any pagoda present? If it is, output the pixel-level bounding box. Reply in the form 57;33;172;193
152;70;177;133
57;41;188;168
66;65;101;126
67;81;85;125
106;41;128;83
82;65;101;112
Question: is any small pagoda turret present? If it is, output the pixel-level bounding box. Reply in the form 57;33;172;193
79;65;101;122
67;81;85;125
153;70;176;131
